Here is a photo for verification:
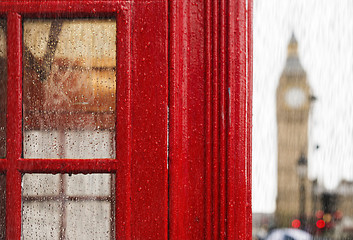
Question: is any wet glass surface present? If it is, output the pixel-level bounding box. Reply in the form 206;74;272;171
22;173;115;239
22;18;116;159
252;1;353;239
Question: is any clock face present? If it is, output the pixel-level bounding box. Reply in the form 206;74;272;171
285;87;306;108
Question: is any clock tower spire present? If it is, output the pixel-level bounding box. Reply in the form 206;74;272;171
275;33;312;227
283;33;305;76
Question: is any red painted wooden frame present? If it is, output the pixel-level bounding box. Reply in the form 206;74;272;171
169;0;252;239
1;1;168;239
0;0;251;239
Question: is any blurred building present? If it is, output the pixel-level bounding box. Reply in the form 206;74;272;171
275;33;313;228
276;34;353;238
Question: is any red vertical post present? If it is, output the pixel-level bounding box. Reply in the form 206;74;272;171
219;0;227;238
170;0;252;239
246;0;253;238
204;0;212;239
169;0;207;239
116;4;132;240
211;0;220;238
227;0;250;238
130;1;168;239
6;12;22;240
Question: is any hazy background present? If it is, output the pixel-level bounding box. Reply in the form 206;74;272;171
253;0;353;213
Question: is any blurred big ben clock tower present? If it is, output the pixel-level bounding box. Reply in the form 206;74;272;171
276;33;313;227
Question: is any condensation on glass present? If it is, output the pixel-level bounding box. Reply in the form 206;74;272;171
22;18;116;159
21;18;116;239
22;173;115;239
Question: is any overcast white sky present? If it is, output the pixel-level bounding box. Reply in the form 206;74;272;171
252;0;353;213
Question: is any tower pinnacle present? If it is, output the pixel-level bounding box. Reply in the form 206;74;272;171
283;33;305;76
288;32;298;56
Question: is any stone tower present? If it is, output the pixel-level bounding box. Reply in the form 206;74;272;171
276;34;312;228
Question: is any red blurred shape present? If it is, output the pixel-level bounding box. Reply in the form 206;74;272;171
316;210;324;219
316;219;326;229
292;219;301;229
334;210;343;220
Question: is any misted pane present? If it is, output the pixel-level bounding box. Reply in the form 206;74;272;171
22;173;115;239
66;201;112;239
22;201;62;239
0;20;7;158
22;19;116;159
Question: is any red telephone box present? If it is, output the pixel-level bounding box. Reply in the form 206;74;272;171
0;0;252;239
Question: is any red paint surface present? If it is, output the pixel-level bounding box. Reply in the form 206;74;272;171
247;0;254;238
6;12;22;240
169;0;252;239
116;4;133;239
130;2;168;239
228;0;250;238
18;159;118;173
169;0;207;239
1;0;251;239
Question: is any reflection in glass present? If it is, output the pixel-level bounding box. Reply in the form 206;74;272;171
22;19;116;159
0;20;7;158
22;173;115;239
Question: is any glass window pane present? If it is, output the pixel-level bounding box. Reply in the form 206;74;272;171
66;174;111;196
22;18;116;159
66;201;112;239
22;173;115;239
22;174;60;196
22;201;62;239
0;19;7;158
